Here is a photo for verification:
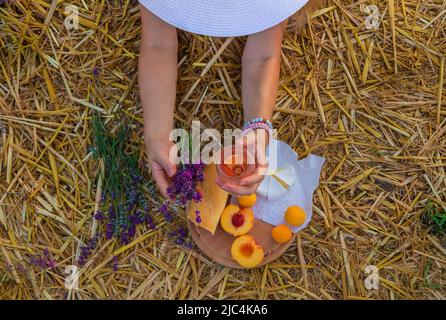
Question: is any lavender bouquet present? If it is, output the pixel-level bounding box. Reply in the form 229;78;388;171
78;116;156;266
78;116;204;266
159;162;205;224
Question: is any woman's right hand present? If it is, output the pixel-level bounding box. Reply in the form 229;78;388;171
145;136;177;199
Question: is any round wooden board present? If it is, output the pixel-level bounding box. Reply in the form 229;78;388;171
188;214;296;269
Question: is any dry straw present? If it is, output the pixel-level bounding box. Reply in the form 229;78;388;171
0;0;445;299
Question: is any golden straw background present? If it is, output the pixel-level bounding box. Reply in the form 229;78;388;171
0;0;445;299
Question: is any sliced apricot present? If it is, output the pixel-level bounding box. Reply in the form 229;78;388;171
220;204;254;236
239;242;254;256
231;235;264;268
271;224;292;244
285;205;306;227
237;193;256;208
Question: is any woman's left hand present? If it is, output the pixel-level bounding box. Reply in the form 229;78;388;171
215;129;269;196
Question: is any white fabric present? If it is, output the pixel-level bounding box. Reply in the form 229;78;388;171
139;0;310;37
254;140;325;233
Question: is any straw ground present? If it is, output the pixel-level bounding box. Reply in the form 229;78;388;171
0;0;445;299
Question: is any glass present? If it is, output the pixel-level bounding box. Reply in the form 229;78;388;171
216;144;256;185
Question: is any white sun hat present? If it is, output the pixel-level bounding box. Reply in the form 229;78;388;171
138;0;310;37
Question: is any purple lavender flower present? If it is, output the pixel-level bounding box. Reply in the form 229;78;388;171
29;249;56;270
77;233;100;266
128;225;136;238
195;210;201;224
131;174;143;184
93;66;100;77
105;223;114;240
184;241;194;249
159;201;173;222
192;191;202;203
94;210;105;221
146;215;156;229
165;163;204;204
48;260;56;269
168;225;192;248
120;232;129;245
155;163;205;249
112;256;118;272
177;226;187;238
134;211;145;224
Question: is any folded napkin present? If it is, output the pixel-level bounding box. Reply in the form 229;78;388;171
253;139;325;233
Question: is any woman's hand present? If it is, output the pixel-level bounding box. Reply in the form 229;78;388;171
215;129;269;196
220;22;283;195
145;136;177;199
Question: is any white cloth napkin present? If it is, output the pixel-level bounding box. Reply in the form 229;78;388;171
252;140;325;233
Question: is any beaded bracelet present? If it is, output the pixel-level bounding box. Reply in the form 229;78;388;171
242;120;273;136
242;117;273;132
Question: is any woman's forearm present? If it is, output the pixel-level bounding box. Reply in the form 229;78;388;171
242;24;284;122
139;45;178;140
138;7;178;141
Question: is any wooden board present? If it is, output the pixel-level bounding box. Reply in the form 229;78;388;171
188;205;296;269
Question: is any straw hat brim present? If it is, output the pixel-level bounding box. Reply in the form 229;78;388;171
139;0;310;37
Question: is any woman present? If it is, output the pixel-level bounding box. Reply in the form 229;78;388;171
138;0;322;198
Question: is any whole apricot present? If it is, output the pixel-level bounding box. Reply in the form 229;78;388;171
271;224;292;244
237;193;256;208
285;206;306;227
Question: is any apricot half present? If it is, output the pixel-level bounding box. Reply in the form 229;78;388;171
237;193;256;208
231;235;264;268
220;204;254;236
285;205;306;227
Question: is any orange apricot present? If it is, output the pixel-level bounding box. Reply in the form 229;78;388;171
271;224;292;244
231;235;264;268
220;204;254;236
237;193;257;208
285;205;306;227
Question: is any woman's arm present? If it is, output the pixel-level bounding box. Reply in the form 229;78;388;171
139;6;178;197
216;23;285;196
242;23;284;121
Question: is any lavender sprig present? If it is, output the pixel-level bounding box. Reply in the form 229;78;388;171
77;115;158;266
29;248;56;269
112;256;119;272
160;162;205;222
